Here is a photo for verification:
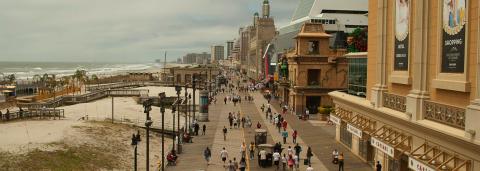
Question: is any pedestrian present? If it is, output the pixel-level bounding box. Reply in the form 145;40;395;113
221;147;229;166
249;142;255;160
194;123;200;136
273;150;281;170
282;129;289;144
376;161;382;171
233;157;239;171
306;164;314;171
259;148;267;167
294;143;302;160
281;154;287;171
282;120;288;130
240;142;247;158
233;117;238;128
202;124;206;135
332;149;339;164
241;117;245;128
292;130;298;144
227;160;235;171
257;122;262;129
277;121;282;133
223;126;228;141
204;147;211;165
239;157;246;171
307;147;313;165
294;154;300;169
288;155;294;171
261;104;265;112
287;146;293;156
224;97;227;104
338;153;344;171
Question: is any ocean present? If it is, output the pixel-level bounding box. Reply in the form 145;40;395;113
0;61;162;80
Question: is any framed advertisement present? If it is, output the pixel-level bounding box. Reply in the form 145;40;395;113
394;0;410;71
441;0;466;73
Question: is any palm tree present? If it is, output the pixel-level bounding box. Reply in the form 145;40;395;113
91;74;99;87
6;74;15;85
73;69;87;95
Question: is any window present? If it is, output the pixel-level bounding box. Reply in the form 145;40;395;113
347;57;367;97
307;69;320;86
308;40;319;54
340;124;352;148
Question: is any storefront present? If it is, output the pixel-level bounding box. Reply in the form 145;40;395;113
371;126;412;171
332;106;354;149
348;114;376;165
409;143;471;171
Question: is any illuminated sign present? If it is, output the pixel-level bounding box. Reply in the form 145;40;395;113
330;115;341;125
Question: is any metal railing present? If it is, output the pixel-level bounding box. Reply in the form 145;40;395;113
0;108;64;121
382;92;407;113
424;100;465;129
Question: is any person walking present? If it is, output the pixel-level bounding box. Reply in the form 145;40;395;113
332;149;339;164
273;150;281;171
376;161;382;171
240;142;247;158
257;122;262;129
223;126;228;141
294;154;300;169
227;160;235;171
338;153;344;171
202;124;206;135
220;147;229;166
288;155;295;171
307;147;313;165
204;147;211;165
281;154;287;171
249;142;255;160
282;129;289;144
224;97;227;104
259;148;267;168
282;120;288;130
287;146;293;156
239;157;246;171
292;130;298;144
294;143;302;160
233;157;239;171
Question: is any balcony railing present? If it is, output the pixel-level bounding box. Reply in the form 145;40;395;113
423;100;465;129
382;92;406;113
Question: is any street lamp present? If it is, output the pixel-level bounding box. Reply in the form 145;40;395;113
188;93;192;134
192;74;197;125
142;99;153;171
184;87;188;134
174;85;182;153
301;91;305;116
131;132;140;171
159;92;166;171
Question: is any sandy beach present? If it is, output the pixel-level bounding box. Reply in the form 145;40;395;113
0;85;200;170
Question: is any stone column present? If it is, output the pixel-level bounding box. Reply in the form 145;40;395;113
406;0;430;121
371;0;388;107
465;6;480;139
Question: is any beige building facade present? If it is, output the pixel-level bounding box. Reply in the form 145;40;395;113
279;22;347;116
329;0;480;170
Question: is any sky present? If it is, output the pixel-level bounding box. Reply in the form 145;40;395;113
0;0;298;63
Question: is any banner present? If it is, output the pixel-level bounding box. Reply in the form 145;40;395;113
371;137;395;157
408;157;435;171
394;0;410;70
441;0;466;73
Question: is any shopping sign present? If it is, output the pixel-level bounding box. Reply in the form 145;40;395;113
371;137;394;157
347;123;362;138
330;115;341;125
408;157;435;171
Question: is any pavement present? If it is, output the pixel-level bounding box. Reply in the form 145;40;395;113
167;81;372;171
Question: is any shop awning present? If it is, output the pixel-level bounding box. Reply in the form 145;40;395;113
350;114;376;133
409;143;471;171
334;106;353;121
371;126;412;158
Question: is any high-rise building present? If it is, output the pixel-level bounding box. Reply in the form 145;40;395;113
182;52;211;64
226;41;234;58
328;1;479;170
211;45;224;63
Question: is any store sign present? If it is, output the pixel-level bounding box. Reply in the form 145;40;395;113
347;123;362;138
394;0;410;71
408;157;435;171
330;115;341;125
371;137;395;157
441;0;467;73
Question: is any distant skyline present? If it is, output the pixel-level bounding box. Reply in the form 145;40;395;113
0;0;297;63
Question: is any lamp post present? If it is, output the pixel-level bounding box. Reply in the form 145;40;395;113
175;85;181;153
142;99;153;171
159;92;166;171
131;132;140;171
188;93;192;134
192;74;197;124
301;91;305;116
184;87;188;134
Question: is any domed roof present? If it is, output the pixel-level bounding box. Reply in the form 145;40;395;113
263;0;269;5
254;12;259;16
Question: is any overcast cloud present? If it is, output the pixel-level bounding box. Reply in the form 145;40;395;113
0;0;297;63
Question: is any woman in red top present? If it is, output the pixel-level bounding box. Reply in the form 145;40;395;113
282;120;288;130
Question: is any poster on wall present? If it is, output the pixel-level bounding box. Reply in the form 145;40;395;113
394;0;409;71
442;0;466;73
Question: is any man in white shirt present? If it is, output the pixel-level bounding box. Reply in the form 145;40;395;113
273;151;281;170
259;149;267;167
306;164;314;171
293;154;300;169
220;147;229;167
